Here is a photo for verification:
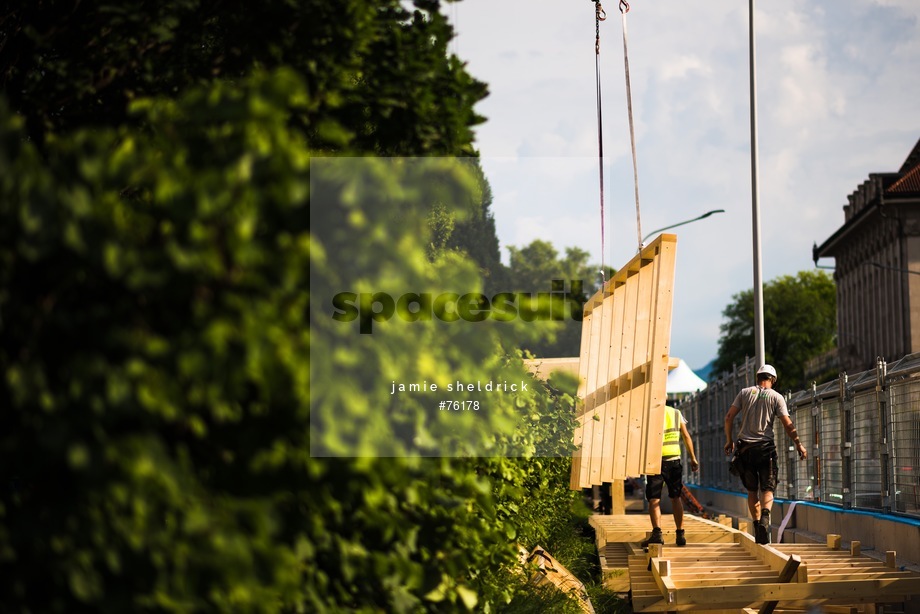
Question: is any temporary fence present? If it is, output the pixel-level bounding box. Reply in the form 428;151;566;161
679;352;920;518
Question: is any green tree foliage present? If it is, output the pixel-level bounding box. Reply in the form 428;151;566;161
506;240;610;358
0;71;320;613
0;1;591;612
0;64;587;614
713;270;837;390
0;0;486;155
311;155;583;610
447;163;508;294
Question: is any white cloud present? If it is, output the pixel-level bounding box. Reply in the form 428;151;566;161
456;0;919;367
657;55;711;81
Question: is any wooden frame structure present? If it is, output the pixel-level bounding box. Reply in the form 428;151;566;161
591;514;920;612
571;234;677;488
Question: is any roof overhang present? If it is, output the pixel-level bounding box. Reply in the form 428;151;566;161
813;200;878;263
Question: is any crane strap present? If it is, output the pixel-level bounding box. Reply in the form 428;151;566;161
594;0;607;283
619;1;643;249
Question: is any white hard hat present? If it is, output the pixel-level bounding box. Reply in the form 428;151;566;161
757;364;777;379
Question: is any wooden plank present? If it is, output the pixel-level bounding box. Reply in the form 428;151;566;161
808;571;915;581
625;258;654;477
600;282;626;482
587;290;611;487
578;305;605;488
643;238;676;473
673;576;786;588
660;558;765;566
804;561;900;570
575;307;593;404
569;413;585;490
670;571;778;582
789;552;873;565
569;309;593;490
670;577;920;608
619;265;642;477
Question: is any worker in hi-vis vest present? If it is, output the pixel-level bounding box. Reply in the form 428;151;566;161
642;401;699;547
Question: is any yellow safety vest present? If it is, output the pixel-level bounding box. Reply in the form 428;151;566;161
661;406;682;458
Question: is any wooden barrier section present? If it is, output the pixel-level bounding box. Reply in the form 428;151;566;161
571;234;677;488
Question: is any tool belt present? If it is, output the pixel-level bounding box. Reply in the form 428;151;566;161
729;439;775;476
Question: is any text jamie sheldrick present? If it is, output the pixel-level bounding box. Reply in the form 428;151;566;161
391;380;529;394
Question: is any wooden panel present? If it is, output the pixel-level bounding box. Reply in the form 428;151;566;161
588;287;614;486
570;234;677;487
578;300;605;488
569;307;594;490
625;260;653;476
643;237;676;472
600;283;626;482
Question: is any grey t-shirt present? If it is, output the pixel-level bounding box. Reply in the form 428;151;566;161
732;385;789;443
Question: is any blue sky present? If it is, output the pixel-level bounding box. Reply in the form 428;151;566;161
451;0;920;370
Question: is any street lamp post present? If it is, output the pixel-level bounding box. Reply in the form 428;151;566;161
749;0;766;368
641;209;725;244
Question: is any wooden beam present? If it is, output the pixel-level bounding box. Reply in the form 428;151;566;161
671;577;920;608
757;554;801;614
649;557;677;605
806;571;915;581
886;551;897;569
610;478;625;515
777;554;801;583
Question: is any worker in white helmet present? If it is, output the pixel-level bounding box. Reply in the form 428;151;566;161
723;364;807;545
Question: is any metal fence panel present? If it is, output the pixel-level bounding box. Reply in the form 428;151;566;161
821;397;844;505
797;398;816;500
852;391;882;509
890;378;920;514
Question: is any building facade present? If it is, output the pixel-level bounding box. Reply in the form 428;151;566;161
813;138;920;373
